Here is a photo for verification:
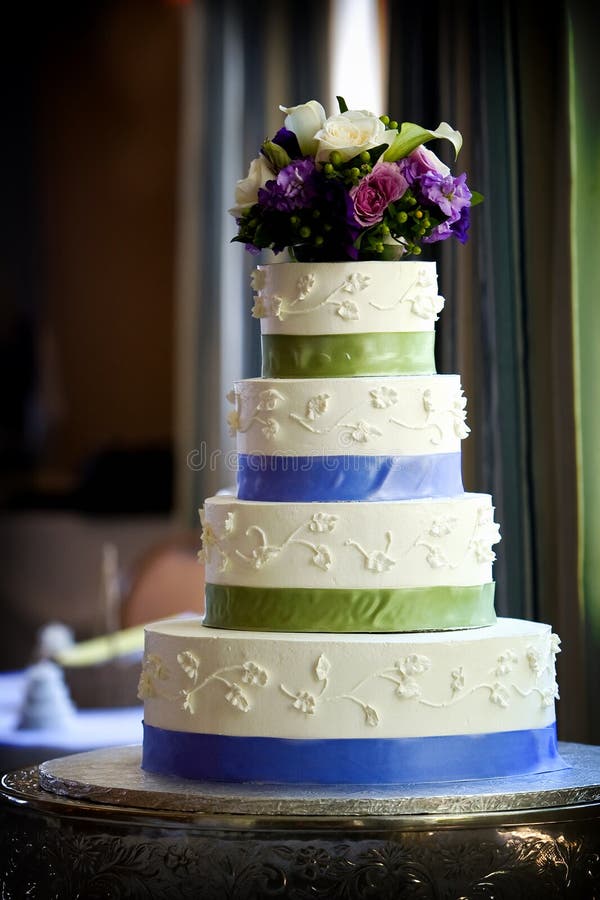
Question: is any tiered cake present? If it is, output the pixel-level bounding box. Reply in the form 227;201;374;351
139;100;563;785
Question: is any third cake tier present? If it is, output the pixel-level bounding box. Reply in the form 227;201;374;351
201;494;500;632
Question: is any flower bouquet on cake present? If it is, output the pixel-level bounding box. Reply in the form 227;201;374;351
230;97;482;262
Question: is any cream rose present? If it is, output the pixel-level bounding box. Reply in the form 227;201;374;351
228;155;274;218
314;109;397;164
279;100;326;157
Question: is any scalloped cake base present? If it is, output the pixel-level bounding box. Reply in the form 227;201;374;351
37;741;600;817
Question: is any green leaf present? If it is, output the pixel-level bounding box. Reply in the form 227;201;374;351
337;95;348;113
470;190;485;207
367;143;388;166
383;121;463;162
253;223;272;248
261;141;291;172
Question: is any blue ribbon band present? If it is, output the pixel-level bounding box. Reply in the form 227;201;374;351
236;452;464;502
142;722;567;785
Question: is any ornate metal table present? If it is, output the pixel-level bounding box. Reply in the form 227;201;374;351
1;742;600;898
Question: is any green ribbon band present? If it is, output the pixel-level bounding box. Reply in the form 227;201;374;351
261;332;436;378
204;582;496;633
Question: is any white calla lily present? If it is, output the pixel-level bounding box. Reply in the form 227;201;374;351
384;121;463;162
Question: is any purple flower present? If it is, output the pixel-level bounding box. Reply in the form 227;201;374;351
271;126;302;160
418;171;472;220
258;158;319;212
424;205;471;245
450;205;471;243
399;145;450;185
350;162;408;227
324;178;362;258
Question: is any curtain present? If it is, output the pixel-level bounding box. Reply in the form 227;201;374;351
388;0;596;741
174;1;330;515
175;0;598;742
570;0;600;744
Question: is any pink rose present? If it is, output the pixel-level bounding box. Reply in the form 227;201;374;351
350;162;408;227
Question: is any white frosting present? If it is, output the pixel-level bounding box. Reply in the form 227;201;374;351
229;375;468;456
140;617;560;740
253;261;445;335
200;494;501;589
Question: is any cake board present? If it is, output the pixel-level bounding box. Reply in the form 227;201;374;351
1;742;600;898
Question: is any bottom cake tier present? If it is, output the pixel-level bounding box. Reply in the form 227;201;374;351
139;617;565;785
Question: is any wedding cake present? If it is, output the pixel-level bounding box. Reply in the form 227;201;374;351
139;99;563;785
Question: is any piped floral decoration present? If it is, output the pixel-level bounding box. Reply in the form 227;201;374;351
230;96;483;262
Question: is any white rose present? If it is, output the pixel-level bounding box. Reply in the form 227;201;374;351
315;109;397;164
228;155;274;218
279;100;326;157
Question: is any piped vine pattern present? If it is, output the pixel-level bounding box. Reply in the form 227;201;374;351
252;271;369;322
344;532;396;573
340;505;500;576
198;509;236;573
368;266;445;320
234;512;339;572
251;267;446;325
200;502;500;578
278;636;561;726
137;649;269;714
227;382;469;447
412;504;501;571
139;633;560;727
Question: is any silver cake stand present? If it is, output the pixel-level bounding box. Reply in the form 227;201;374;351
1;741;600;898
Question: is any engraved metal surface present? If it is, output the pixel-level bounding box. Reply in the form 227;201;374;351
2;748;600;899
35;741;600;818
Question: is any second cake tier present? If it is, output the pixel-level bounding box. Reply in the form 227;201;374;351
201;494;501;632
229;374;467;502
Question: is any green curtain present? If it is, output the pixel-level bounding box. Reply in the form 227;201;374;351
570;0;600;744
388;0;597;741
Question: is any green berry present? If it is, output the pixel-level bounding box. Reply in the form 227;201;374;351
314;235;324;246
330;150;342;166
323;163;334;175
389;120;398;130
290;215;300;226
359;151;370;163
299;226;311;238
380;115;390;125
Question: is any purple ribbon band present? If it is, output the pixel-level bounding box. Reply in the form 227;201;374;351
142;722;566;785
236;452;464;502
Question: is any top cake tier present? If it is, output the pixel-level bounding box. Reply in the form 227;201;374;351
253;261;444;378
